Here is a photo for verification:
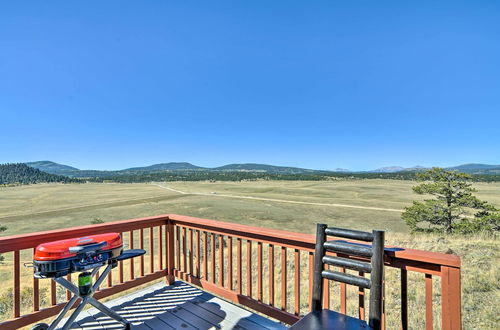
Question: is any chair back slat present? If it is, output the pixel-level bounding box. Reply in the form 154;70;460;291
322;270;371;289
325;227;374;242
324;241;373;258
322;255;372;273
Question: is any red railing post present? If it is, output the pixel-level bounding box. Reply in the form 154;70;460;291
441;266;461;330
166;218;175;285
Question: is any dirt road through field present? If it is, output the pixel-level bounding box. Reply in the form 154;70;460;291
153;183;402;213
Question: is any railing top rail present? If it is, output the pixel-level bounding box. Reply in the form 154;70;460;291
0;215;168;253
167;214;461;268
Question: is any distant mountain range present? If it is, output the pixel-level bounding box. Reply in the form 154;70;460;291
25;160;500;177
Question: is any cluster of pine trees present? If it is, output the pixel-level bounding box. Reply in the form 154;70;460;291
0;163;81;185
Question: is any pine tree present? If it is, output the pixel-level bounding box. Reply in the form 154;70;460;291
402;168;499;233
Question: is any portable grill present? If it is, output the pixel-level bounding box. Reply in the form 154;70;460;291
28;232;145;330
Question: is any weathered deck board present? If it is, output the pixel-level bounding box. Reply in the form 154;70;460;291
59;281;286;329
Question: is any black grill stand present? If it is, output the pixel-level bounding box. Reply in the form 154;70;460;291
32;249;145;330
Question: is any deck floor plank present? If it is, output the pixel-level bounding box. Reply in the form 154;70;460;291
58;281;285;330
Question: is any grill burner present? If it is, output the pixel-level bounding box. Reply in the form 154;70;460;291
28;232;145;330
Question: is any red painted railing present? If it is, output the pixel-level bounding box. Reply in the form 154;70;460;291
0;214;461;329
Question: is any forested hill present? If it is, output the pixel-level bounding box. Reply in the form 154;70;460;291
0;163;80;185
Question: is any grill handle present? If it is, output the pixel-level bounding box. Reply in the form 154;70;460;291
69;241;107;254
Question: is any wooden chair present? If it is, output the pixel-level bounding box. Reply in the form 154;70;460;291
289;224;385;330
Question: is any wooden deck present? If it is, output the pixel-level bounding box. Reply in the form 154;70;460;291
63;281;286;329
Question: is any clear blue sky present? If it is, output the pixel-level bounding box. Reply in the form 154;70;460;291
1;1;499;171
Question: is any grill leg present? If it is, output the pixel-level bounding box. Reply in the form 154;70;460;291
88;297;130;326
47;293;79;330
59;296;91;330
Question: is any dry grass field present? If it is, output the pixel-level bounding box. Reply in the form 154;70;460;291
0;180;499;328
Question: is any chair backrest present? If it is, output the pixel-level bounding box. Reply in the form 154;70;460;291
311;224;385;329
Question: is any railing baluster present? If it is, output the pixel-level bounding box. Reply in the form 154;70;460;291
323;264;330;309
158;226;163;271
401;269;408;330
196;230;201;277
258;242;263;301
294;249;300;316
281;246;287;311
176;226;181;271
167;222;175;284
183;227;187;273
228;236;233;290
107;266;113;287
340;266;346;314
129;230;134;280
359;271;365;320
211;234;216;283
426;274;433;330
308;251;313;311
203;231;208;280
51;275;56;305
149;227;154;274
189;229;193;275
119;232;124;283
66;274;72;300
13;250;20;318
219;235;224;287
140;228;145;277
237;238;242;294
247;240;252;297
269;244;274;306
33;248;39;312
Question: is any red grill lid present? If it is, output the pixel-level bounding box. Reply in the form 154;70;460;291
34;232;122;261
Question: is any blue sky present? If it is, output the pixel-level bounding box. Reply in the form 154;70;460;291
1;1;499;171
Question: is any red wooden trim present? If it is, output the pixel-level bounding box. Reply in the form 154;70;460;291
176;226;181;271
228;236;233;290
32;248;39;312
140;228;145;277
247;240;252;297
174;269;300;325
203;231;208;280
441;266;461;330
119;232;124;283
258;242;263;301
211;233;216;283
107;265;113;287
281;246;286;311
183;227;187;273
189;229;193;274
158;226;163;271
425;274;433;330
219;235;224;287
359;271;365;320
323;265;330;309
340;267;346;314
237;238;242;294
196;230;201;278
13;250;20;318
129;231;135;280
149;227;154;274
0;215;168;253
50;279;56;306
269;244;274;307
166;222;175;284
294;249;300;316
167;214;460;268
66;274;72;300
